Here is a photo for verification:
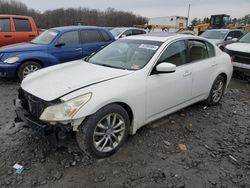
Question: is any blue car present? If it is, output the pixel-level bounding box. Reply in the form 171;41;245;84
0;26;115;80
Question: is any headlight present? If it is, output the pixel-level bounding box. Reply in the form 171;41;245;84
4;57;19;64
39;93;92;122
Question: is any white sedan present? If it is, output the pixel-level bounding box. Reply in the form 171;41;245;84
15;33;233;158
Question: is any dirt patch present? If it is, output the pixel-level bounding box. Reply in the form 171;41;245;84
0;78;249;188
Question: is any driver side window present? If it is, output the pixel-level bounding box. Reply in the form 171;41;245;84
58;31;79;45
157;40;187;66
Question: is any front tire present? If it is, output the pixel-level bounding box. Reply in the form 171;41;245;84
76;104;130;158
205;75;225;106
17;61;42;80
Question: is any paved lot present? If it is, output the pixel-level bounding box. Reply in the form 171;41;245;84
0;78;249;188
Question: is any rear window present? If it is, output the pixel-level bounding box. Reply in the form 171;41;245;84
14;18;32;32
100;30;112;42
132;30;146;35
188;40;208;62
80;30;102;43
206;42;215;58
0;18;11;32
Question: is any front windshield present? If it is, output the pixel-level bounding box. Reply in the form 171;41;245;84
89;39;163;70
239;32;250;43
200;30;228;39
32;29;59;44
110;28;126;38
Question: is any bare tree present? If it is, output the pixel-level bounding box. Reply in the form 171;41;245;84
0;0;148;29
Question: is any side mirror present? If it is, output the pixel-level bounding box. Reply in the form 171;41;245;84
121;35;127;38
83;56;90;62
232;38;238;42
156;62;176;74
55;42;65;47
226;36;232;41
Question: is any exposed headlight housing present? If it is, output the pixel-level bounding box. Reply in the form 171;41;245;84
39;93;92;122
4;57;19;64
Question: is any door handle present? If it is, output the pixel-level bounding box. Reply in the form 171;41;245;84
211;61;218;67
75;48;82;51
4;35;12;38
29;35;36;37
183;71;192;77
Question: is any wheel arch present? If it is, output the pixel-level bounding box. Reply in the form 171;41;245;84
218;72;228;85
16;58;44;76
114;102;134;126
83;101;134;129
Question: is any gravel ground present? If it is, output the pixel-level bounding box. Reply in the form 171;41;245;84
0;78;249;188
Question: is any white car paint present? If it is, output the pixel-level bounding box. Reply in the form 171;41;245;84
225;42;250;69
207;39;222;45
226;43;250;54
21;34;233;135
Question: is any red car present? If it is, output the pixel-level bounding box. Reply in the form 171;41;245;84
0;15;41;47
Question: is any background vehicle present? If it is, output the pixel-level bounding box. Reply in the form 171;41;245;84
0;26;114;79
15;33;233;158
0;15;41;47
200;29;244;50
110;27;146;40
225;32;250;81
194;14;250;35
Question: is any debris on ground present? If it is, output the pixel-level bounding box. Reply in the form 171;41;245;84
0;79;249;187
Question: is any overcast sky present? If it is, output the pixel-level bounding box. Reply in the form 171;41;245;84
18;0;249;21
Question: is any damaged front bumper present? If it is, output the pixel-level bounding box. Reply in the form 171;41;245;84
14;99;73;148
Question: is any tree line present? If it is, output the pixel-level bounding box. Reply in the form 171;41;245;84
0;0;148;29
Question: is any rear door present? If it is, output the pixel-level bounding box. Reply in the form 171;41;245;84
0;17;13;47
50;30;83;63
188;40;217;98
80;29;111;57
12;17;36;43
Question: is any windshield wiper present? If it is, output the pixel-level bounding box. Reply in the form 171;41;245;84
98;64;122;69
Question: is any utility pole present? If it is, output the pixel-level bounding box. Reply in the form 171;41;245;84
186;4;191;29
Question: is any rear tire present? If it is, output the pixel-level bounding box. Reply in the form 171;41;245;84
76;104;130;158
17;61;42;80
205;75;225;106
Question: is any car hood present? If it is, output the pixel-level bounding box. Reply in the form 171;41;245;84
206;39;223;45
225;42;250;53
0;42;47;53
21;60;133;101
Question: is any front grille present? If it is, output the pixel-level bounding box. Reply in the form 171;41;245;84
225;49;250;65
234;55;250;65
19;89;47;118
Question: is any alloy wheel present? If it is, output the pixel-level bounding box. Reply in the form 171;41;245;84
212;80;224;103
23;65;40;78
93;113;126;152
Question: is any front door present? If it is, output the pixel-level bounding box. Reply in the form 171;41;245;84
146;40;192;119
50;31;82;63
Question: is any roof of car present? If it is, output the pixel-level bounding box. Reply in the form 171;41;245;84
51;26;107;32
112;27;146;31
124;32;200;42
206;29;243;32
